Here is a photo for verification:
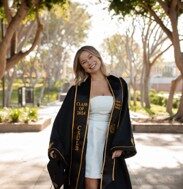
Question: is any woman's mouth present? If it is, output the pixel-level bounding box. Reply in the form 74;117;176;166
90;63;96;69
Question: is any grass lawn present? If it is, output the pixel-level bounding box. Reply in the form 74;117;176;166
130;100;178;118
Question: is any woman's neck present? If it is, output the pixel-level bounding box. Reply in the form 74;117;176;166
90;72;106;81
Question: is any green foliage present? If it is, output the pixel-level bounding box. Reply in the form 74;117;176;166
44;2;90;46
0;81;60;107
130;99;155;116
149;90;179;109
0;0;69;20
130;101;141;112
130;91;141;101
130;99;175;117
0;112;2;123
9;108;21;122
0;7;5;19
172;98;179;109
42;0;68;10
28;108;38;121
130;91;179;117
0;108;9;123
109;0;152;16
144;107;155;116
22;107;38;123
34;86;59;104
0;107;38;123
149;90;166;106
130;100;166;117
103;34;127;56
109;0;182;17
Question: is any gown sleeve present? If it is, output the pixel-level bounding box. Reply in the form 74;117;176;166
48;85;75;166
110;78;137;159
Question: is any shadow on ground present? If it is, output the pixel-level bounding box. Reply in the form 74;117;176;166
135;133;182;146
130;165;183;189
0;160;51;188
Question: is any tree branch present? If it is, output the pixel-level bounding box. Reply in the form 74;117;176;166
144;4;173;41
151;43;173;66
2;0;12;23
6;10;43;70
145;20;152;59
150;24;168;57
171;0;178;10
17;22;35;51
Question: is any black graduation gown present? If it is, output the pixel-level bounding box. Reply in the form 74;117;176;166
48;75;137;189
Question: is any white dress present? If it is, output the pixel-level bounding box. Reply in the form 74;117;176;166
85;96;114;179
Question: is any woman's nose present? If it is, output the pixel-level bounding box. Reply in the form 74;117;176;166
88;60;92;65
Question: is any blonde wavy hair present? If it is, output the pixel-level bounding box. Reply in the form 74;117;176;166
73;46;108;85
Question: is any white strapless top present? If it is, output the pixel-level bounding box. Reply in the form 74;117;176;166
89;96;114;122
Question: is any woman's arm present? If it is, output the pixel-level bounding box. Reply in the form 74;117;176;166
110;78;136;159
48;85;76;165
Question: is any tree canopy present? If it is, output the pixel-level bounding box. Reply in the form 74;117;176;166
0;0;68;11
109;0;183;18
109;0;183;43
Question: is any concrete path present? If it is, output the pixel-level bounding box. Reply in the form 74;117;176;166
0;101;182;189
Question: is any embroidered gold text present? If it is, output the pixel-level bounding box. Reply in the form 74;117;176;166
75;125;82;151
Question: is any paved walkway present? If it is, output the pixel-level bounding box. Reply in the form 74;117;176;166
0;102;182;189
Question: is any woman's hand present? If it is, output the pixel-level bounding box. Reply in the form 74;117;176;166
50;150;58;159
112;150;123;159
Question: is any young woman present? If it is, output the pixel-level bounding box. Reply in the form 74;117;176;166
47;46;137;189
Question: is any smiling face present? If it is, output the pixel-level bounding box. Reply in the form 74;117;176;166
79;51;102;74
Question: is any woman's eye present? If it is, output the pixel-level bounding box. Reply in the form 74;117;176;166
89;55;92;59
82;61;86;64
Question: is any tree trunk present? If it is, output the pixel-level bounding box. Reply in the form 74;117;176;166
166;75;182;115
140;66;144;107
141;62;151;108
172;49;183;122
133;85;137;107
168;6;183;121
37;80;47;106
4;70;16;107
144;74;150;109
175;88;183;122
131;75;138;107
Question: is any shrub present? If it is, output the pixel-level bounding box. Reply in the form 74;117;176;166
20;107;38;123
0;111;3;123
0;108;9;123
173;99;179;109
149;90;166;106
27;107;38;122
130;101;141;112
0;107;38;123
130;91;141;101
9;109;21;123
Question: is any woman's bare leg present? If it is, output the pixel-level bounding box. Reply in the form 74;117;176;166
85;178;100;189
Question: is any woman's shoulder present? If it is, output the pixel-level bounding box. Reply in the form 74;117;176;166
67;85;76;94
108;74;127;85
